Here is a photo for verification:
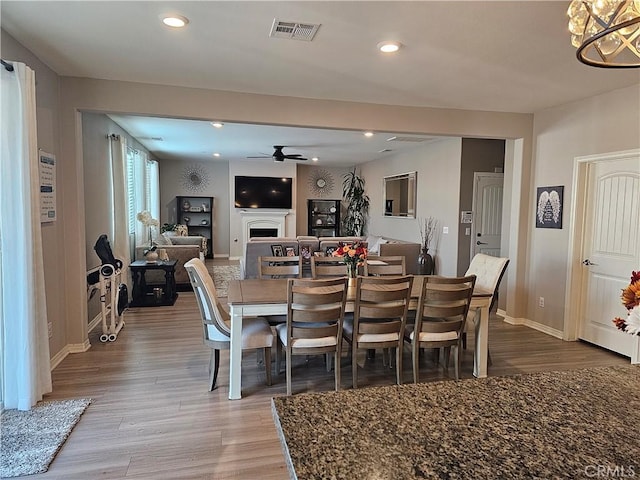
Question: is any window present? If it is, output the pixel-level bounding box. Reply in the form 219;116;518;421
126;148;159;246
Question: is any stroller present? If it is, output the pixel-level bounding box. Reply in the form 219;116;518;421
86;235;127;342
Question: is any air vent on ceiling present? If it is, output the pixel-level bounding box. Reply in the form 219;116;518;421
139;137;164;142
378;148;392;153
269;19;320;41
386;136;429;142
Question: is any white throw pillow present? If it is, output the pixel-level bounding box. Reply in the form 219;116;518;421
366;235;383;254
160;232;174;245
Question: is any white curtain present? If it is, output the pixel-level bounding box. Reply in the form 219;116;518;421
0;62;52;410
109;135;131;282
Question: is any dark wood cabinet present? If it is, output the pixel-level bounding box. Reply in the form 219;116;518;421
307;199;340;237
176;196;214;258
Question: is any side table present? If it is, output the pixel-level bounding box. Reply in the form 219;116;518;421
130;260;178;307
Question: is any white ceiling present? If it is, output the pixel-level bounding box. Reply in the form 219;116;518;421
3;1;639;165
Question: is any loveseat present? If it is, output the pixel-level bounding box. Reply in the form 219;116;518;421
241;235;421;279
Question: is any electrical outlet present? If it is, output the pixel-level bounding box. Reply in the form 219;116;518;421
538;297;545;308
443;226;449;234
48;322;53;338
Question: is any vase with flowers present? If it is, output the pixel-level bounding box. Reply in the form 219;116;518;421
613;270;640;335
137;210;160;262
332;241;367;284
418;216;437;275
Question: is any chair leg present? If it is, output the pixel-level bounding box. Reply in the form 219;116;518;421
209;349;220;391
264;347;272;386
443;346;451;371
326;353;332;373
453;345;460;380
352;345;358;389
382;347;388;367
396;344;403;385
276;339;283;375
462;331;467;350
334;350;341;391
286;348;292;396
412;342;419;383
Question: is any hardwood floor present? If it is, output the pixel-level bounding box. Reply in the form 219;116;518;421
36;267;628;479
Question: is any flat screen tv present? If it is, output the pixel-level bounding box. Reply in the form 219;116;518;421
234;176;293;209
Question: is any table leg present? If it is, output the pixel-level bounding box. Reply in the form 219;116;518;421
473;303;489;378
229;305;243;400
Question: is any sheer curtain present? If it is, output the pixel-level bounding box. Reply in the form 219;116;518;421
0;62;52;410
109;135;131;282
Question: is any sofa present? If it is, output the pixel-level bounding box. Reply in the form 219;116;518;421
241;235;421;279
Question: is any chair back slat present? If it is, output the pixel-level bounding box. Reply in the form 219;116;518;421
353;275;413;334
258;255;303;279
364;256;406;276
311;256;348;279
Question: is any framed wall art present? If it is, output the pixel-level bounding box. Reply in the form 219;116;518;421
536;185;564;229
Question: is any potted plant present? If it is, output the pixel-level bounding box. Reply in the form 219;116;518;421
418;216;437;275
342;168;370;236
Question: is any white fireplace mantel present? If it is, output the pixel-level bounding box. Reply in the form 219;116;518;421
240;210;289;251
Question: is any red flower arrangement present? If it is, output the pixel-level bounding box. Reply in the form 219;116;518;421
613;270;640;336
332;242;368;278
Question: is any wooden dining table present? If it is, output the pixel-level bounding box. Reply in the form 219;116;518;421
226;276;492;400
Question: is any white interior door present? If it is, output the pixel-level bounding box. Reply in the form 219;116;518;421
579;156;640;357
471;173;503;258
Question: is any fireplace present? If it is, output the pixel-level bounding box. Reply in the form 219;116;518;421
250;228;278;238
240;210;288;253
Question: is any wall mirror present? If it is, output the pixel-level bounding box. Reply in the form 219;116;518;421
383;172;416;218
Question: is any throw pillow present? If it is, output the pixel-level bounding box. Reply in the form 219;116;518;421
366;235;383;254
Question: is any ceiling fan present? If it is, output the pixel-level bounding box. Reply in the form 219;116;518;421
248;145;307;162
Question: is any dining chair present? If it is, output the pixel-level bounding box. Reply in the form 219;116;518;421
184;258;274;390
258;255;303;279
311;256;348;279
461;254;509;349
363;255;406;276
404;275;476;382
343;275;413;388
275;277;348;395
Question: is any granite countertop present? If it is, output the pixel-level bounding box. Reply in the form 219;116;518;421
272;365;640;479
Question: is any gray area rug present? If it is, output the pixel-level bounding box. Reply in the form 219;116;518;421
211;264;240;297
1;398;91;478
272;366;640;479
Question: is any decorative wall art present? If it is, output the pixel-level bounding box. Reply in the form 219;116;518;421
308;169;335;197
536;185;564;229
181;164;210;193
39;150;57;222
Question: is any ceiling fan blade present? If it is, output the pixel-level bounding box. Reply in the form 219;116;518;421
285;156;307;161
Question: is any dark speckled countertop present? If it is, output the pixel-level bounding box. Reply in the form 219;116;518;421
272;365;640;480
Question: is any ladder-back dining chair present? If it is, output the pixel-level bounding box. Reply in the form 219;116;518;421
311;256;348;279
185;258;274;390
343;275;413;388
258;255;303;279
275;277;348;395
405;275;475;382
364;256;406;276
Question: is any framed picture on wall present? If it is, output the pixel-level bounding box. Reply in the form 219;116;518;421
536;186;564;229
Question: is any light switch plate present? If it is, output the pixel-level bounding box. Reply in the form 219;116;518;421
443;226;449;234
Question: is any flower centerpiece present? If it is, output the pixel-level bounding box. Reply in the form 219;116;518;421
137;210;159;259
613;271;640;335
332;241;367;279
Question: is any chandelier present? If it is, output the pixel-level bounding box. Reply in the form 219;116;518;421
568;0;640;67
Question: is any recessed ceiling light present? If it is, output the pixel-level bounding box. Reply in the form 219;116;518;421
312;157;319;162
377;41;401;53
212;153;221;157
210;122;224;128
162;15;189;28
364;131;374;137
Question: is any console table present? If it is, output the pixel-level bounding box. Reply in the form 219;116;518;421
130;260;178;307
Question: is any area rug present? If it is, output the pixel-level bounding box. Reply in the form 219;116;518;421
272;366;640;479
0;398;91;478
211;264;241;297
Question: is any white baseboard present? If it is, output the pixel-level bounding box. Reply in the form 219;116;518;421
214;253;230;259
229;256;242;261
50;339;92;370
501;313;564;339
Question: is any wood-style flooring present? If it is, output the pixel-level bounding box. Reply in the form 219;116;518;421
34;262;629;479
